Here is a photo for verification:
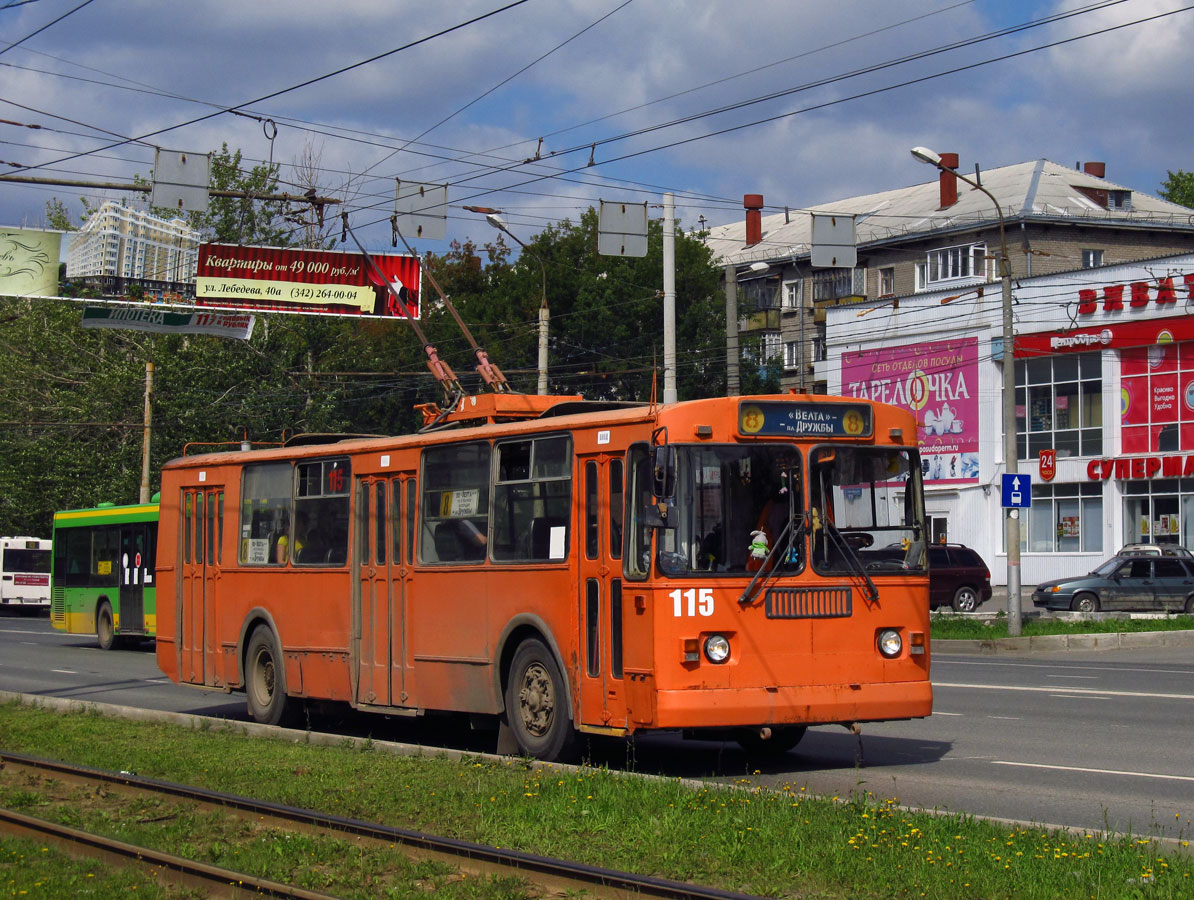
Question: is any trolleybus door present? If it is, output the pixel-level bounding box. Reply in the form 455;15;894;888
118;522;153;635
576;455;628;729
354;474;415;707
180;487;224;686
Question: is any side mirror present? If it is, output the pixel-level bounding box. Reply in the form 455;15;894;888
652;445;675;499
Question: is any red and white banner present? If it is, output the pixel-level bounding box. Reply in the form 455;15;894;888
195;244;420;318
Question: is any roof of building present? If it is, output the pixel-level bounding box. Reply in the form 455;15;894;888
704;159;1194;267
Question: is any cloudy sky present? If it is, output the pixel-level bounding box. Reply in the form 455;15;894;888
2;0;1191;252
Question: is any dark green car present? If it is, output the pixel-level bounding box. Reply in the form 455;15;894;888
1032;554;1194;613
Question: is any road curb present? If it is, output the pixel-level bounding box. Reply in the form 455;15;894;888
935;628;1194;654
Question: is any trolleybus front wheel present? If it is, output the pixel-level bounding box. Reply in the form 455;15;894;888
505;639;578;761
245;627;295;726
96;602;117;651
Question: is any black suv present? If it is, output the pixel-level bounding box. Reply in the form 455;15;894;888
928;543;992;612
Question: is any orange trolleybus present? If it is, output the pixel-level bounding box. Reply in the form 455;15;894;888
155;393;931;760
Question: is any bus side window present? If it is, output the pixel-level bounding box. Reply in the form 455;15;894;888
419;442;491;565
625;445;652;580
492;435;571;563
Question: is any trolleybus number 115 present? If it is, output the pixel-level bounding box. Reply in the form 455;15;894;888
670;587;714;617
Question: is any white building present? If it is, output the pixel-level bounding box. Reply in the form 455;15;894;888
705;157;1194;586
66;201;199;289
825;251;1194;588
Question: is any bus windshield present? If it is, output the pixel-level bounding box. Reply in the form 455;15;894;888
634;443;803;577
809;445;925;575
629;442;924;578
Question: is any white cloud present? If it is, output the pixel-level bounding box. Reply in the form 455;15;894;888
2;0;1191;241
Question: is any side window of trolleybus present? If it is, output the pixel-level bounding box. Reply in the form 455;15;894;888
626;446;653;580
420;442;492;564
294;458;351;566
239;462;293;566
492;435;572;562
808;446;925;575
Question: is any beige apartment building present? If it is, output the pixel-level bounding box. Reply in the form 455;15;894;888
66;200;199;297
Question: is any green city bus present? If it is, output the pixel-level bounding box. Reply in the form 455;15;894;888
51;499;159;650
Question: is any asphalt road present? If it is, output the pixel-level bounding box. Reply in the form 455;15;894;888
2;610;1191;841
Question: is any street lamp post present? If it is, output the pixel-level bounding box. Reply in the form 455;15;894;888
911;146;1021;636
472;210;550;396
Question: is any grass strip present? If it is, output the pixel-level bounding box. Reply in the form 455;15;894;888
0;701;1191;899
930;613;1194;641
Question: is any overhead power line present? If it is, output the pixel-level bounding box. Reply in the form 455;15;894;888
8;0;533;176
0;0;96;58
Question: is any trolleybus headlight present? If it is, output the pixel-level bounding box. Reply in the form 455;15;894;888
704;634;731;664
877;629;902;658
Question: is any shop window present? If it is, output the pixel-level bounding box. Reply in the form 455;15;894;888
1122;342;1194;454
1015;351;1102;462
1022;482;1103;553
1122;480;1192;549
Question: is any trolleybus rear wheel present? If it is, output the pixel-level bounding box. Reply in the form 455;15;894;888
245;627;294;726
737;725;807;755
505;639;578;761
96;602;117;651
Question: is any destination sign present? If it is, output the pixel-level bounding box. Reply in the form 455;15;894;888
738;401;873;438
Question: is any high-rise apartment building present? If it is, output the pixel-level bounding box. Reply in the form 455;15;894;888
66;200;200;296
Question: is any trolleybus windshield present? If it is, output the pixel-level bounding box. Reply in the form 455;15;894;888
628;442;924;578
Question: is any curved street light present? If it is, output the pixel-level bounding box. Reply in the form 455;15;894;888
482;213;549;396
911;146;1021;636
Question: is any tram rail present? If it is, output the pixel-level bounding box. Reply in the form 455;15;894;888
0;750;768;900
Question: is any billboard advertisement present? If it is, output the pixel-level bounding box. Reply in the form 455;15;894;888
841;337;979;485
195;244;420;318
81;306;255;340
1;228;62;298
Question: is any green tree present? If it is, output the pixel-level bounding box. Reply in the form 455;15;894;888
430;209;724;401
144;143;292;246
43;198;77;231
43;195;99;231
1159;170;1194;209
0;201;729;537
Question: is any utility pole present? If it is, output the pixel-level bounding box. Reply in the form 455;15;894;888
724;264;739;396
139;361;154;504
662;192;677;404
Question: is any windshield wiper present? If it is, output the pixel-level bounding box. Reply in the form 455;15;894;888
738;515;802;606
813;510;879;603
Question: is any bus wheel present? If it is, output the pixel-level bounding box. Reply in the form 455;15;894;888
737;725;807;756
96;602;117;651
245;627;294;726
505;639;577;761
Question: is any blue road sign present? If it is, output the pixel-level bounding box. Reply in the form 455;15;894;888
1001;473;1031;508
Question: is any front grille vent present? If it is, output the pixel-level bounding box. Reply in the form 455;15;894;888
765;586;852;619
